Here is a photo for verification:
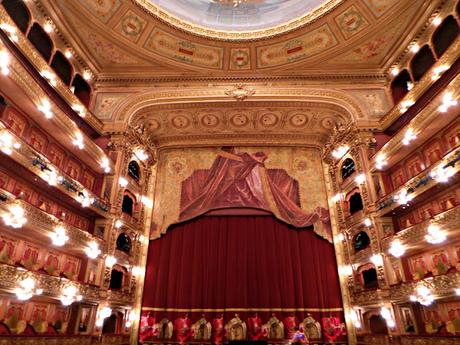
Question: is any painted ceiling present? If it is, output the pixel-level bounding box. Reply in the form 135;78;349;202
144;0;332;31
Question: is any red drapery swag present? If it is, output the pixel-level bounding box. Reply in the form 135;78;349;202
178;150;332;242
141;215;344;341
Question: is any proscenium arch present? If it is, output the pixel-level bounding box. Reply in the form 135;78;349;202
111;87;367;125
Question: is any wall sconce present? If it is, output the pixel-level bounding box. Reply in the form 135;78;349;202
349;309;362;329
389;240;406;258
71;103;86;117
331;193;343;203
140;195;153;208
394;189;413;205
2;203;27;228
364;218;372;227
50;224;69;246
0;49;10;75
431;64;449;81
390;67;399;76
380;307;396;328
438;92;457;113
125;309;136;328
37;99;53;119
96;307;112;327
0;23;18;42
85;241;101;259
60;285;82;306
402;128;416;145
77;190;94;208
134;149;149;162
425;223;446;244
410;285;434;306
105;255;117;267
375;154;387;170
40;70;57;86
339;265;353;276
332;145;349;159
400;99;414;113
72;132;84;149
119;177;128;188
115;220;123;228
371;254;384;266
0;130;20;155
15;277;42;301
354;173;366;184
132;266;144;277
430;166;456;183
100;157;111;174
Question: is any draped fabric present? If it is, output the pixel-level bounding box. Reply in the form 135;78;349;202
141;215;344;342
179;150;332;242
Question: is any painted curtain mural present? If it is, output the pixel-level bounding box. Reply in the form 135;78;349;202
150;146;332;242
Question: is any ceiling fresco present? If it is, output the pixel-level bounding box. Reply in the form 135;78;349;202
145;0;332;31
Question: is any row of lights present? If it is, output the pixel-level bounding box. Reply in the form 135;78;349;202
0;27;112;176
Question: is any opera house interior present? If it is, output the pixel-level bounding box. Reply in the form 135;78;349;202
0;0;459;344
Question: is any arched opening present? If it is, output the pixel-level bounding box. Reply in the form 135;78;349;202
121;194;134;215
362;267;379;289
128;160;140;181
50;51;72;85
391;69;412;104
109;267;124;290
369;315;388;334
341;158;356;180
2;0;31;33
353;231;370;252
116;233;131;254
27;23;53;62
71;74;91;107
432;16;459;58
410;45;436;81
349;192;364;214
102;314;117;334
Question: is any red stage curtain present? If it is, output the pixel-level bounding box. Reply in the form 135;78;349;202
142;215;343;327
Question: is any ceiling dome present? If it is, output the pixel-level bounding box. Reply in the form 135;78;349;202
137;0;341;40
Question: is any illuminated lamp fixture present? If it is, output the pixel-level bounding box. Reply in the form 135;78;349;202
114;220;123;229
390;67;400;76
138;234;146;244
406;81;414;91
432;16;442;26
71;103;86;117
431;64;449;81
132;266;144;277
60;285;82;306
389;239;406;257
339;265;353;276
402;128;416;145
332;145;349;159
354;173;366;184
140;195;153;208
400;99;414;113
119;177;128;188
64;49;73;58
370;254;384;266
425;223;446;244
410;43;420;53
14;277;42;301
430;166;456;183
0;130;20;155
134;148;149;162
50;224;69;246
85;241;101;259
100;156;111;173
105;255;117;267
438;92;457;113
349;309;361;329
331;193;343;203
380;307;396;328
0;49;10;75
410;285;434;306
394;189;413;205
43;22;53;33
46;168;59;186
77;190;94;208
37;99;53;119
336;233;345;242
364;218;372;227
375;154;387;170
126;310;136;328
2;203;27;228
73;131;84;149
0;23;18;42
96;307;112;327
455;288;460;296
82;71;91;81
40;69;57;86
212;0;247;7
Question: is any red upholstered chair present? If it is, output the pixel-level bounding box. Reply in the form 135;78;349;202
0;322;11;334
